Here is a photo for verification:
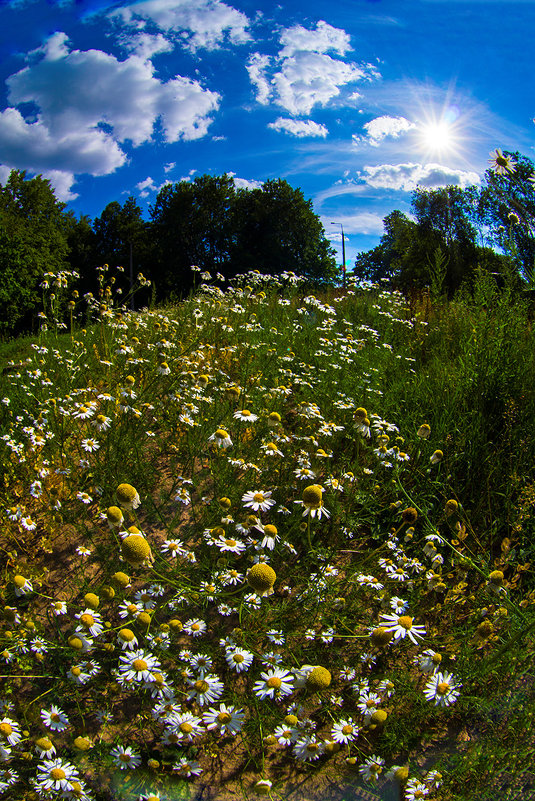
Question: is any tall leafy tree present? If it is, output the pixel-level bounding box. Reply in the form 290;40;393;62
232;179;336;281
476;150;535;280
0;170;70;335
150;174;237;298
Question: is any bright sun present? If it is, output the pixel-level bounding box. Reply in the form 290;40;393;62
417;117;459;158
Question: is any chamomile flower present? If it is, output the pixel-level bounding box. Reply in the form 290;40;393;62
75;609;104;637
242;490;276;512
416;649;442;674
41;705;70;732
379;613;426;644
183;618;207;637
293;735;325;761
359;754;385;783
165;712;204;742
331;718;359;744
119;649;161;682
423;671;461;707
0;718;21;746
172;758;203;777
36;758;79;792
254;668;294;700
233;409;258;422
203;703;245;735
225;648;254;673
186;674;224;706
110;745;141;770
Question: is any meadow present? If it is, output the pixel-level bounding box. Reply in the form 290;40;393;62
1;264;535;801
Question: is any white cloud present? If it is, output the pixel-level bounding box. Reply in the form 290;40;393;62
247;21;379;117
164;161;176;173
41;169;78;201
279;20;352;57
361;162;480;191
0;33;220;198
353;115;416;147
226;172;263;190
246;53;272;105
119;32;174;60
109;0;251;51
136;175;171;197
323;212;385;236
268;117;328;138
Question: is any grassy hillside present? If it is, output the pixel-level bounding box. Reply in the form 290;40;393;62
1;268;534;801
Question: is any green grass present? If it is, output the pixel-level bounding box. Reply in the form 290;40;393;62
0;269;534;801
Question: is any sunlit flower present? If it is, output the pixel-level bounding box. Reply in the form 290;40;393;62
293;734;325;761
242;489;276;512
119;649;161;682
379;613;426;644
186;674;224;706
331;718;359;744
36;758;79;792
225;648;254;673
254;668;294;700
489;148;516;175
165;712;203;742
208;428;233;449
423;671;461;707
233;409;258;422
203;703;245;735
81;438;100;453
41;705;70;732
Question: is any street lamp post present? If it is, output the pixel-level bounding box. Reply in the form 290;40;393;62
331;222;346;290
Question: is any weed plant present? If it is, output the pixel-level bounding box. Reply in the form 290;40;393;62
0;260;535;801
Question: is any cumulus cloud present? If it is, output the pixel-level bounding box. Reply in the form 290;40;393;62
268;117;328;138
109;0;251;51
226;172;263;190
247;21;378;116
119;32;174;60
0;32;220;198
136;175;171;197
361;162;480;191
353;115;416;147
279;20;352;57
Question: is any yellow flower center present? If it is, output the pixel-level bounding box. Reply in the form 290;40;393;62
341;724;353;735
253;493;265;503
195;680;209;693
398;615;413;630
233;654;244;663
266;677;282;689
180;722;193;734
80;614;94;627
218;712;232;724
50;768;66;780
0;723;13;736
132;659;148;671
437;682;450;695
225;539;237;547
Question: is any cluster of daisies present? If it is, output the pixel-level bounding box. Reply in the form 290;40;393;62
0;271;475;799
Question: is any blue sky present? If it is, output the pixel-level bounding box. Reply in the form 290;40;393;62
0;0;534;265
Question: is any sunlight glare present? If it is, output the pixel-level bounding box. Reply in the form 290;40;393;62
418;119;457;157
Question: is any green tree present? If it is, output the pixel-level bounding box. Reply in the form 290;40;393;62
476;150;535;281
150;174;237;298
232;179;336;282
0;170;70;335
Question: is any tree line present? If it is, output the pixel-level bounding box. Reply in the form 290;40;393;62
1;150;534;336
0;172;337;336
355;151;535;296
